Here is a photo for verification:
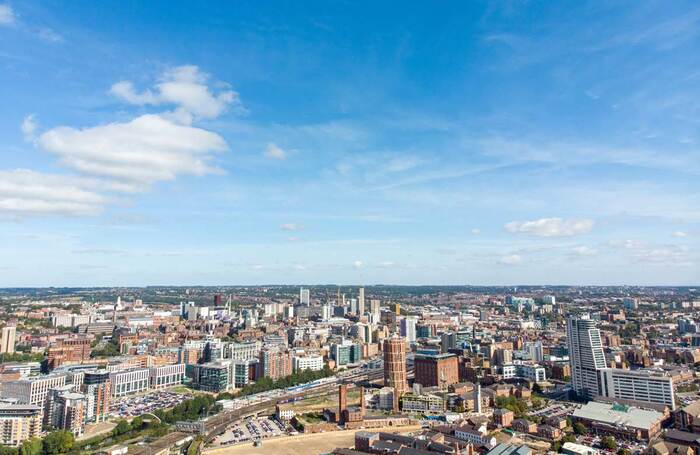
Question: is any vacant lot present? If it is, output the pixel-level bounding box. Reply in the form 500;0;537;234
204;425;421;455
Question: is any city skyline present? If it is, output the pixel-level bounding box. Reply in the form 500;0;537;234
0;1;699;286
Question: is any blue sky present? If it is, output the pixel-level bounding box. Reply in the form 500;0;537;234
0;1;698;286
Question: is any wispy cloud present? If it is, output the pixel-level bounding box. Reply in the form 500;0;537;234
280;223;304;231
0;169;104;216
499;254;522;265
21;114;37;140
0;4;15;25
264;143;287;160
505;218;594;237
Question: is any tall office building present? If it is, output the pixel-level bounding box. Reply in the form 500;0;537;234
370;299;381;317
383;336;408;397
1;325;16;354
566;315;607;399
358;287;365;316
321;303;332;321
299;288;310;306
400;316;418;343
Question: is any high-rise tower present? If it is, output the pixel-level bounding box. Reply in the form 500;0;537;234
566;315;606;399
358;287;365;316
383;336;408;398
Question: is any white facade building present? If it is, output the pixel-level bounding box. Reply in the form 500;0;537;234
109;368;149;397
400;316;418;343
598;368;676;410
292;355;324;372
149;364;185;389
567;315;607;399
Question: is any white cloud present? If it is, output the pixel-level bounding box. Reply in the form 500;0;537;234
0;4;15;25
38;28;63;42
21;114;37;140
109;65;240;123
471;228;481;235
353;260;363;268
265;143;287;160
499;254;522;265
633;245;693;266
572;245;598;257
0;169;104;216
608;239;644;249
38;114;227;191
673;231;689;238
505;217;594;237
386;156;424;173
281;223;303;231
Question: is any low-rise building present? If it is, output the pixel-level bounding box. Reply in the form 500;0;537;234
149;363;185;389
571;401;665;442
109;368;150;397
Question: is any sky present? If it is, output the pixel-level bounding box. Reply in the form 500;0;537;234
0;1;698;287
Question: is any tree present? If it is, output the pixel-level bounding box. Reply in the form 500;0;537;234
130;416;145;431
113;419;131;436
19;438;42;455
573;422;587;435
617;449;631;455
562;434;576;444
42;430;74;455
601;436;617;450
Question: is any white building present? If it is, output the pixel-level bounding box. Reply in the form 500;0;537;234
400;316;418;343
321;303;332;322
292;355;324;372
455;425;496;448
598;368;675;410
1;374;67;407
228;341;262;361
149;364;185;389
0;326;16;354
109;368;150;397
567;315;607;399
299;288;310;305
501;363;546;382
358;287;365;315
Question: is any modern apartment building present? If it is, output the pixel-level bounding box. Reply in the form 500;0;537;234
44;386;87;437
0;404;42;446
1;374;67;407
82;370;111;422
566;315;607;399
228;340;262;361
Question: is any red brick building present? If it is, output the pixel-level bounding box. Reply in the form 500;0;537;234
414;353;459;388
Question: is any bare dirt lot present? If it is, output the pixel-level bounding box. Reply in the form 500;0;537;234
204;425;421;455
